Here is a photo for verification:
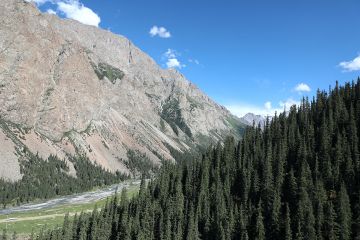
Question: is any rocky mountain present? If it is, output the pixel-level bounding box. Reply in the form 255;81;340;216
239;113;268;128
0;0;245;181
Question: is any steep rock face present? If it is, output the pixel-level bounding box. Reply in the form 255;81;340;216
240;113;267;128
0;0;244;181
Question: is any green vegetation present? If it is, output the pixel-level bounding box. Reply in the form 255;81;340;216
161;98;192;138
0;154;128;208
36;80;360;239
187;96;204;111
0;118;28;148
0;183;140;237
124;150;158;178
163;141;201;163
225;115;246;137
159;118;166;132
44;88;54;97
92;62;125;84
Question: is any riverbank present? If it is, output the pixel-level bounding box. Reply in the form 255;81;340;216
0;180;140;237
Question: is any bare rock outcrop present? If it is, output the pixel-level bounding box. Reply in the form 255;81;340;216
0;0;244;181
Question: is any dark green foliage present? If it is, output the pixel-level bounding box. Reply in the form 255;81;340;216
255;201;265;240
161;98;192;138
124;149;159;177
36;79;360;240
337;183;352;240
1;229;7;240
0;155;128;207
162;141;201;163
92;62;125;84
11;232;16;240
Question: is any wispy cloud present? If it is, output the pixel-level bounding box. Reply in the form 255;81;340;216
26;0;49;4
163;49;185;69
264;101;272;110
226;103;274;118
149;26;171;38
164;49;178;59
339;55;360;72
226;98;300;118
46;9;56;14
294;83;311;93
26;0;101;27
189;59;200;65
279;98;300;110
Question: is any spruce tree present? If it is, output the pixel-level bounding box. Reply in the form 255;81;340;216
34;80;360;240
337;184;352;240
255;201;265;240
284;203;292;240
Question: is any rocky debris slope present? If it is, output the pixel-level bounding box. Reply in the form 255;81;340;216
0;0;244;181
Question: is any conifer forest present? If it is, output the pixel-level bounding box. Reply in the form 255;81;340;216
34;80;360;240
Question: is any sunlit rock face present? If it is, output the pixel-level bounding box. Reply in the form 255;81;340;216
0;0;244;181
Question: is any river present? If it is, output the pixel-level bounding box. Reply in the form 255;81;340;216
0;179;141;215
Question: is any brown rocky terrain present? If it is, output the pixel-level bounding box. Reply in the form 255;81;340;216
0;0;245;181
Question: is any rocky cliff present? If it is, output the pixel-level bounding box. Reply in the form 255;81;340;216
0;0;244;181
240;113;267;128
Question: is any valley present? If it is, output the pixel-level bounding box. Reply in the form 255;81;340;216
0;0;360;239
0;180;140;236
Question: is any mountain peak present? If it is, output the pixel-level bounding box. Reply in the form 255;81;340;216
239;113;268;127
0;0;244;180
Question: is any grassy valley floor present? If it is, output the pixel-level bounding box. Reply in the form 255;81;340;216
0;180;140;238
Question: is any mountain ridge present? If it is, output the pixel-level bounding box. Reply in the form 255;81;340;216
239;112;272;128
0;0;245;181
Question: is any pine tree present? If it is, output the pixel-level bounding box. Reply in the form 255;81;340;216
337;184;352;240
33;80;360;240
238;205;249;240
162;211;172;240
255;201;265;240
89;206;99;240
186;203;199;240
294;221;303;240
269;189;281;239
61;213;71;239
297;162;316;240
284;203;292;240
324;201;338;240
314;179;326;240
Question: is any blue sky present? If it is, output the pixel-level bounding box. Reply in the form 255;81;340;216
32;0;360;117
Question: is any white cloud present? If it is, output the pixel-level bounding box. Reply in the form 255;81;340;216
25;0;49;4
149;26;171;38
279;98;300;110
166;58;185;69
164;49;177;58
189;59;200;65
226;103;274;118
46;9;56;14
57;1;100;27
294;83;311;93
26;0;100;27
226;98;300;118
264;101;272;110
163;49;184;69
339;55;360;72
